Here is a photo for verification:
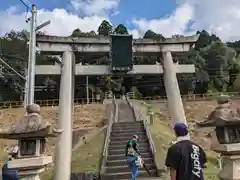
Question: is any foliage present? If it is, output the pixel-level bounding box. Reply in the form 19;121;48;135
114;24;128;34
97;20;112;37
1;20;240;101
131;86;142;99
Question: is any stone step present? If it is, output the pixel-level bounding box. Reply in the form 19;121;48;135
107;152;152;161
110;132;146;137
101;170;157;180
105;163;156;173
111;129;145;134
108;143;149;150
109;140;148;146
110;135;148;141
106;158;154;167
110;138;148;142
112;124;144;128
112;125;144;129
113;121;143;125
108;148;150;155
120;178;160;180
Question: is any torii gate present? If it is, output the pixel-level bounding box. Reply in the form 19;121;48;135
35;34;198;180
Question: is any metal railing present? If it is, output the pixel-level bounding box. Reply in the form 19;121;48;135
100;96;118;175
143;119;156;153
126;96;156;153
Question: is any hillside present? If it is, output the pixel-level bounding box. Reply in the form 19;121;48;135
143;100;240;179
0;104;106;162
0;104;106;129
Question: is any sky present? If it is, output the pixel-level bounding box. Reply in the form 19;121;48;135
0;0;240;41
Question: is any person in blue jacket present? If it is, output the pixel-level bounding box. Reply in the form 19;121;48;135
2;149;19;180
125;135;140;180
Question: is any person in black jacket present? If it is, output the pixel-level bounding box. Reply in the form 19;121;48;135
2;146;19;180
165;123;207;180
125;135;140;180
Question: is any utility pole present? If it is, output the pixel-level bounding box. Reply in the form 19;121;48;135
24;69;28;108
86;76;89;104
27;4;37;105
26;4;51;106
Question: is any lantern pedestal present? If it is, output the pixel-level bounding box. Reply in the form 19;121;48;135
213;143;240;180
8;156;52;180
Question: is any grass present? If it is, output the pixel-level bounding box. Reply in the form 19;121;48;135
71;129;105;172
40;129;105;179
149;119;219;180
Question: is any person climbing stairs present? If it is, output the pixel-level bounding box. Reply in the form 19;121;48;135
101;100;158;179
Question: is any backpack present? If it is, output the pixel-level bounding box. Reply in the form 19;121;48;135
126;140;137;156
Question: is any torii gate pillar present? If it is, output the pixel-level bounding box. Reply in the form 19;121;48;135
54;51;74;180
163;52;187;126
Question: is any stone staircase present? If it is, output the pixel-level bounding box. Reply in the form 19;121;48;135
102;120;158;179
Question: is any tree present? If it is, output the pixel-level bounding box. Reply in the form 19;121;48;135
143;30;165;40
2;25;240;102
71;29;96;37
172;34;184;38
97;20;113;36
114;24;128;34
71;28;82;37
200;41;235;92
0;30;29;100
195;30;220;50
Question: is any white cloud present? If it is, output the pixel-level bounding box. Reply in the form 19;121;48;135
188;0;240;41
70;0;120;16
2;0;240;42
128;29;141;38
0;0;121;37
0;7;107;36
133;0;240;41
132;3;193;37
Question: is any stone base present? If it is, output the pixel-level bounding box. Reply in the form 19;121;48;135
213;143;240;154
20;169;43;180
218;155;240;180
213;143;240;180
8;156;52;180
8;156;52;169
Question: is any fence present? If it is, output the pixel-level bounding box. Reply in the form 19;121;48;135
128;92;240;102
1;92;240;109
0;98;102;109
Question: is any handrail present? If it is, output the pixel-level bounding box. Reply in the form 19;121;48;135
126;96;156;153
100;97;117;175
143;119;156;153
126;95;138;121
114;99;119;122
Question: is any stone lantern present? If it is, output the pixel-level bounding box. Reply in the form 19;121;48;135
197;95;240;180
0;104;63;180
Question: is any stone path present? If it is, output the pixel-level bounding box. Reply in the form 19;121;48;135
117;99;135;122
